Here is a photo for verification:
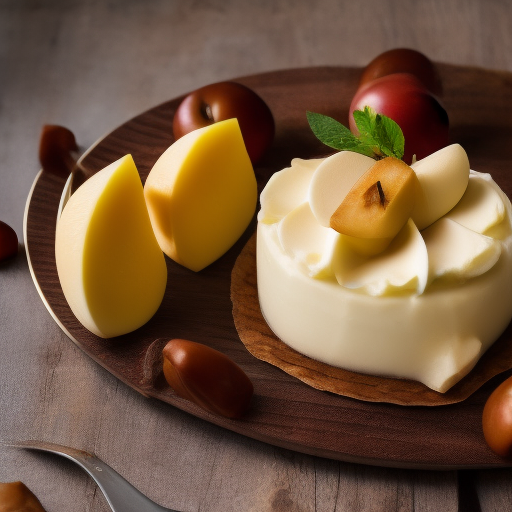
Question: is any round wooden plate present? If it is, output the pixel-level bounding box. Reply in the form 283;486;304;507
24;65;512;469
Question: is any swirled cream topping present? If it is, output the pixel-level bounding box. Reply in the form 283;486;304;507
257;144;512;392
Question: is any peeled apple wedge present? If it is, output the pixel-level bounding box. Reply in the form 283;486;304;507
308;151;375;226
258;158;323;224
411;144;470;230
334;218;429;296
144;118;257;271
55;155;167;338
277;202;340;279
422;217;501;284
330;157;419;240
445;172;506;235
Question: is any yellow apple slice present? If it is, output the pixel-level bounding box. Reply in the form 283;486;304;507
329;157;419;240
422;217;501;284
308;151;375;226
277;202;340;279
334;218;428;296
258;157;323;224
55;155;167;338
444;172;506;234
411;143;470;230
144;118;257;271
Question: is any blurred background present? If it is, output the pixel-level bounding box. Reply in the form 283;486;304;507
2;0;512;238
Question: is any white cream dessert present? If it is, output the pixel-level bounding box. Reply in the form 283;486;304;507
256;144;512;392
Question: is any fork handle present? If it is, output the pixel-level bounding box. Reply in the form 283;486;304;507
69;453;173;512
10;441;175;512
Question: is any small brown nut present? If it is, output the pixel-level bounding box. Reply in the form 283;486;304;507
0;221;18;263
482;375;512;458
38;124;78;178
162;338;253;419
0;481;46;512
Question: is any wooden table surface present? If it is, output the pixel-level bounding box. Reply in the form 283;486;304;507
2;1;512;510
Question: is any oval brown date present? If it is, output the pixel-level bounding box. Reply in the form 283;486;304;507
162;338;254;419
0;481;46;512
38;124;78;177
0;221;18;262
482;375;512;458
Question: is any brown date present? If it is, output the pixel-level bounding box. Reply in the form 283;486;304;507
38;124;78;177
162;338;253;419
0;481;46;512
0;221;18;262
482;375;512;458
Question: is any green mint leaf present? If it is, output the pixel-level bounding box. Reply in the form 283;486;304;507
306;111;357;151
352;107;382;157
374;114;405;159
352;106;377;141
353;106;404;159
307;107;405;160
337;135;375;158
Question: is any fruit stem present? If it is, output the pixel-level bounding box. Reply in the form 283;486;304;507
376;181;386;207
364;181;388;209
201;102;214;122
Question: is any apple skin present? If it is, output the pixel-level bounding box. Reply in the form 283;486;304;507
349;73;450;164
482;375;512;458
359;48;443;96
173;81;275;165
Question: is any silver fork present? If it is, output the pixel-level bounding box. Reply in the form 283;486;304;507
6;440;180;512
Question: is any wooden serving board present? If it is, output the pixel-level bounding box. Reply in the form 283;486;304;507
24;65;512;469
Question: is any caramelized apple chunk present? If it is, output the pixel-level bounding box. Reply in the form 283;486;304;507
330;157;419;240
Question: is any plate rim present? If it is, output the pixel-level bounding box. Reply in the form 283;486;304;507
23;65;512;470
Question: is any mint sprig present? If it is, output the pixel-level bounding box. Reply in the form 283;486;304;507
306;106;404;160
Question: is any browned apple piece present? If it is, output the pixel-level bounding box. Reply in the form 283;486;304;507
330;157;419;240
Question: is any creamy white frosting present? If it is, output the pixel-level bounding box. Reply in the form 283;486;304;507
257;154;512;392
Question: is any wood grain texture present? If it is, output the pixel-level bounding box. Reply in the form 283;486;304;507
24;64;512;470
